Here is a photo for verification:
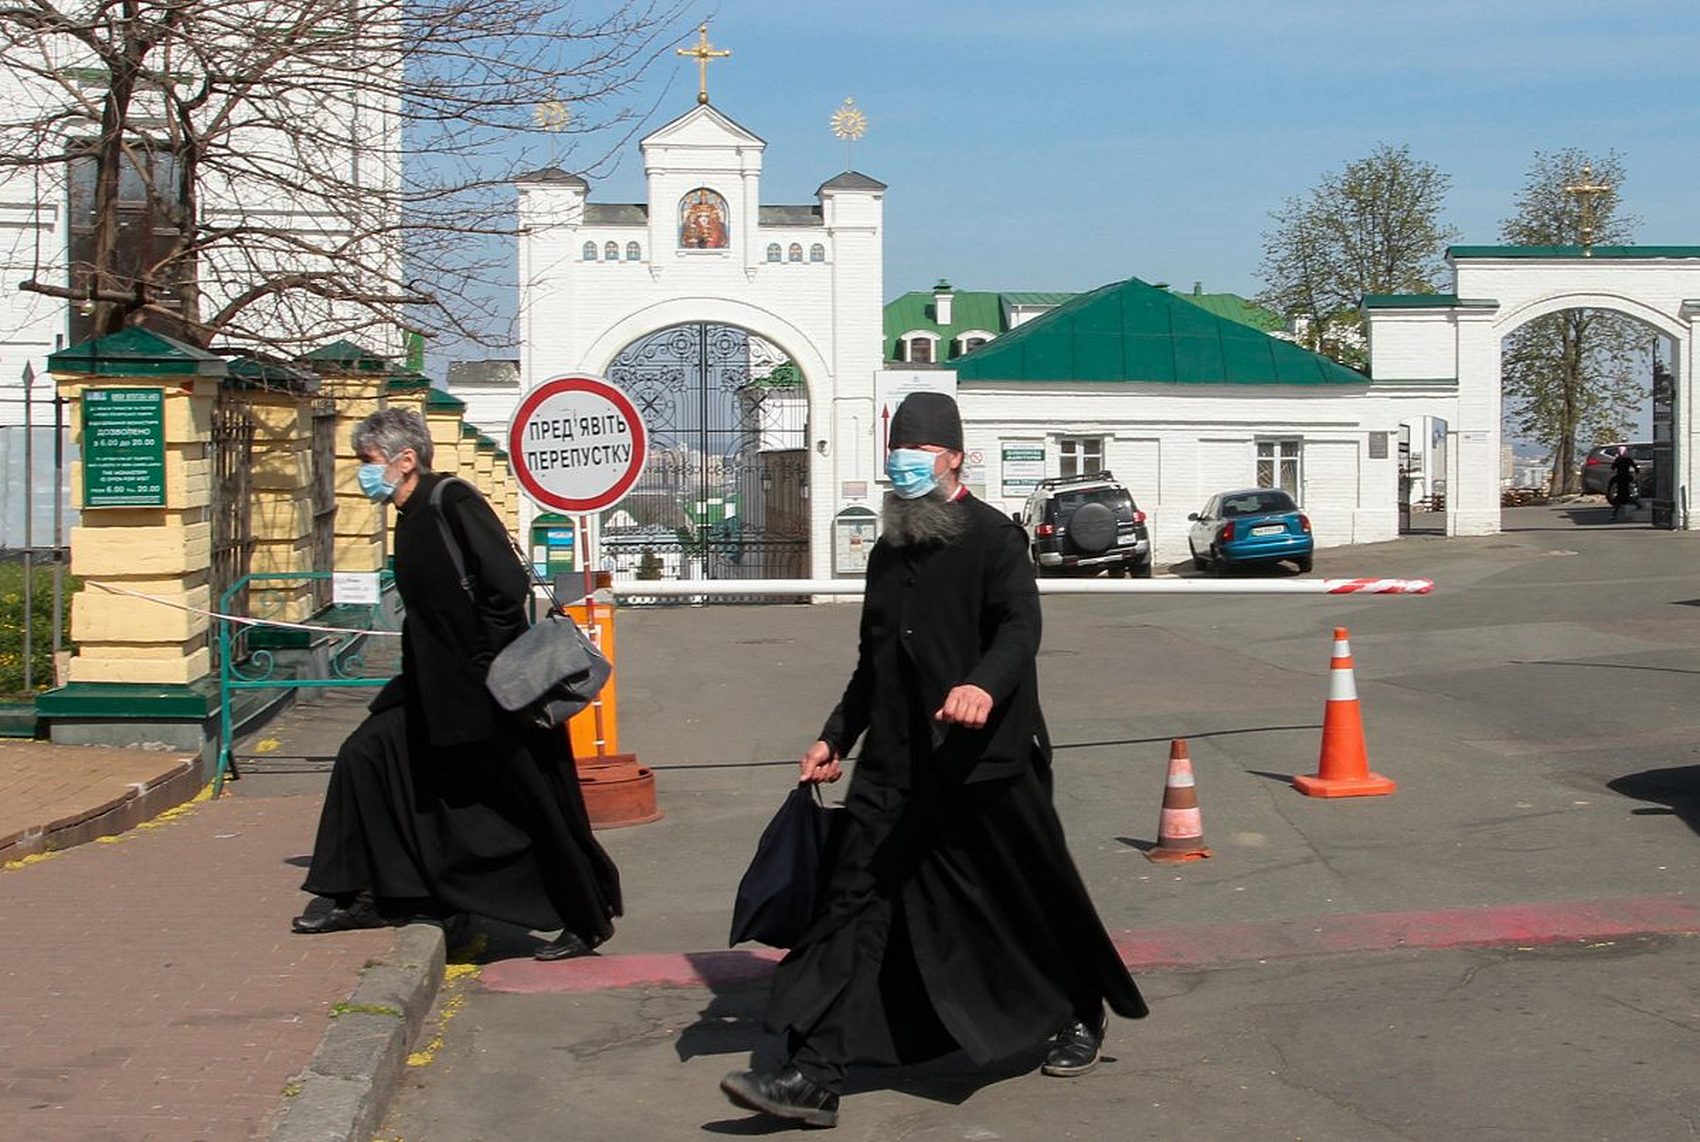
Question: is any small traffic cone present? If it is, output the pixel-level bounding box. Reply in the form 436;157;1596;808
1293;627;1396;798
1146;739;1211;862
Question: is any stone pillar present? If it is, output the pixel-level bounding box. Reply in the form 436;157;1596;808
53;339;224;686
425;388;467;475
306;342;391;571
243;388;318;624
1449;309;1503;537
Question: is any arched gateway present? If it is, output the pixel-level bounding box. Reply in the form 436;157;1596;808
450;100;887;585
1365;247;1700;535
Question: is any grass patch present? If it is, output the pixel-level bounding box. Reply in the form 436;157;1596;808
0;560;77;695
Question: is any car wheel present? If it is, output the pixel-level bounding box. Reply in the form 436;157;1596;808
1133;559;1153;579
1210;545;1226;576
1296;554;1313;574
1107;562;1127;579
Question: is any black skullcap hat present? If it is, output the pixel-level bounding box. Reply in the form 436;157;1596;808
889;391;963;451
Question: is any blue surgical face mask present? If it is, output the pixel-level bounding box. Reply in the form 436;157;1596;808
886;448;939;500
357;461;396;502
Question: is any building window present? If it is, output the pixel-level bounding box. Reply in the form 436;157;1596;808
67;145;188;343
582;241;597;261
626;241;641;261
604;240;620;261
907;336;934;364
809;243;825;262
1257;439;1302;497
963;336;987;353
1059;437;1104;478
788;242;803;263
766;243;782;263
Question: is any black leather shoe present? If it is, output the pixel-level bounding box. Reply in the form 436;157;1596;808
291;893;389;934
533;931;596;961
720;1066;840;1128
1042;1012;1107;1077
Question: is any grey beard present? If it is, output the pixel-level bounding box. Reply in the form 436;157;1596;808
881;487;967;547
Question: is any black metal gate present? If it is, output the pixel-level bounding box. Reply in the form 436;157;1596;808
209;394;255;665
603;324;808;599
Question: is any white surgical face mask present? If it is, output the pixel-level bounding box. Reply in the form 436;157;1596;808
357;461;396;501
886;448;939;499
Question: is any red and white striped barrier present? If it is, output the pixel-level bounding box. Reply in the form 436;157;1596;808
609;577;1434;599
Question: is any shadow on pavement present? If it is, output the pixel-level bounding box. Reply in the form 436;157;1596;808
1510;659;1700;678
1607;764;1700;838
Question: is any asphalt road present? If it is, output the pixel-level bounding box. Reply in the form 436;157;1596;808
268;502;1700;1141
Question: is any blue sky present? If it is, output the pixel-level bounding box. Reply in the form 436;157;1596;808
534;0;1699;309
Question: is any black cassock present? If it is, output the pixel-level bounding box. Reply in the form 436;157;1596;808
303;472;621;938
766;494;1146;1069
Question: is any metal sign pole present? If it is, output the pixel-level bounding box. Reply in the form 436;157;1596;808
21;363;34;690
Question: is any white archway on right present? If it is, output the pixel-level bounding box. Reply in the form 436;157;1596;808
1364;246;1700;535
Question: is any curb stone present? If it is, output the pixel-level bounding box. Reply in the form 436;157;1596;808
268;922;447;1142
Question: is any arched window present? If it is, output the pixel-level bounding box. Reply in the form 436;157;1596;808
964;336;988;353
626;241;641;261
766;243;782;263
788;243;803;263
582;241;597;261
679;187;730;248
908;336;933;364
809;243;826;262
604;241;620;261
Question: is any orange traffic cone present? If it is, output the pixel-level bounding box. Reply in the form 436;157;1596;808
1146;739;1211;862
1293;627;1396;798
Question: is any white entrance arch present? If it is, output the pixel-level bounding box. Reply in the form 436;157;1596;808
1365;246;1700;535
449;101;888;581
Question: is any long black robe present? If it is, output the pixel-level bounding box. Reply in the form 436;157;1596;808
765;493;1145;1068
302;472;621;938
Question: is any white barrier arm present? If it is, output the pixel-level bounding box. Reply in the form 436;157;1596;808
610;577;1433;599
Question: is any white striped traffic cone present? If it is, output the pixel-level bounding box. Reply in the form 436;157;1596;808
1146;739;1211;862
1293;626;1396;798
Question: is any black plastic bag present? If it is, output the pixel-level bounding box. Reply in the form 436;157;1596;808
728;783;840;948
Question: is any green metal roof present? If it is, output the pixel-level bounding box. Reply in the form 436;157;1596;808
1362;294;1497;310
1449;245;1700;260
48;327;227;378
425;387;467;411
301;339;391;372
952;277;1368;386
1174;289;1284;333
884;290;1010;361
999;292;1078;307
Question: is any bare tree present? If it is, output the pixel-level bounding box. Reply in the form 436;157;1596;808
1498;149;1647;495
1258;143;1458;370
0;0;690;355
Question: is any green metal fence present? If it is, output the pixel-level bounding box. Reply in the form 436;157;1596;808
214;570;400;795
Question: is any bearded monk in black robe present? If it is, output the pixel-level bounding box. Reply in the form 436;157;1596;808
722;393;1146;1129
292;408;620;961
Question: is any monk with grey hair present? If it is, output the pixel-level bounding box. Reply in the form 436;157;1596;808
292;407;620;960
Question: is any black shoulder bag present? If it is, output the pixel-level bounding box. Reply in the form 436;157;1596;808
429;477;612;730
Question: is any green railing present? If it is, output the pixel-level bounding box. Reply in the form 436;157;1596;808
214;570;399;795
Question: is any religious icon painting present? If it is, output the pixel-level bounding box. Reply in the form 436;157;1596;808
680;187;730;249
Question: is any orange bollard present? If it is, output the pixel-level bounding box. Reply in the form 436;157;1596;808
564;587;662;828
1146;739;1212;862
1293;627;1396;798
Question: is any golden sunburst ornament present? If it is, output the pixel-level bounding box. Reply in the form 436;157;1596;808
533;99;571;132
830;98;867;141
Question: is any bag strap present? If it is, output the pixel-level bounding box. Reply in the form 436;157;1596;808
428;475;570;616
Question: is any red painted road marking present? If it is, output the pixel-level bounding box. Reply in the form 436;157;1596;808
480;894;1700;994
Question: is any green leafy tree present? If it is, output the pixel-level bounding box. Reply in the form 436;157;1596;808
1258;143;1459;369
1498;150;1647;494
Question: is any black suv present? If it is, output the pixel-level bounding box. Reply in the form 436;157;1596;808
1018;471;1152;578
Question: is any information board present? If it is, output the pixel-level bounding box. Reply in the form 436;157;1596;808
1000;442;1046;498
82;387;166;508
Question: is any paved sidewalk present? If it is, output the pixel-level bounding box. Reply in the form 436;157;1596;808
0;786;391;1140
0;741;201;862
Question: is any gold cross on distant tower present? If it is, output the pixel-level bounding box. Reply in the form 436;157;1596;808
678;24;731;105
1563;163;1613;256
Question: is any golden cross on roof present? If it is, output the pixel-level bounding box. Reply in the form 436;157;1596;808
677;24;730;105
1563;163;1613;256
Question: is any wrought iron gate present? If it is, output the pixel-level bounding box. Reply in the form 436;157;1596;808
209;394;255;665
603;324;808;598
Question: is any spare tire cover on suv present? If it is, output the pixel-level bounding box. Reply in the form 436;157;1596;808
1066;502;1117;554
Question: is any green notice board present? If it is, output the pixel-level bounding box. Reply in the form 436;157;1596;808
82;387;167;507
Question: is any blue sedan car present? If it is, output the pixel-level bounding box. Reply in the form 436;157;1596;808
1187;488;1314;574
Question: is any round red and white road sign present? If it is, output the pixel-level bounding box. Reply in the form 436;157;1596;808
508;374;648;513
